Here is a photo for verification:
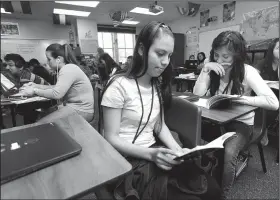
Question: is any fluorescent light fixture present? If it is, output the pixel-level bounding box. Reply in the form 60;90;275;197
122;20;139;25
53;8;90;17
130;7;163;16
1;8;11;14
55;1;100;8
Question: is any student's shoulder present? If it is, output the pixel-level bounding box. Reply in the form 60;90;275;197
244;64;259;74
109;76;134;87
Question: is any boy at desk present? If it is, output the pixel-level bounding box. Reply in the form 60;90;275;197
3;54;52;125
4;54;49;87
193;31;279;198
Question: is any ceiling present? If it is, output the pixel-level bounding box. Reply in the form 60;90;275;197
2;0;224;27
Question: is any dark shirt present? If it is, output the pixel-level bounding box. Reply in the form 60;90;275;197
20;68;49;87
32;65;56;85
255;59;279;81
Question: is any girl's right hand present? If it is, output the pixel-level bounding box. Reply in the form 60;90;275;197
204;62;225;77
150;148;183;170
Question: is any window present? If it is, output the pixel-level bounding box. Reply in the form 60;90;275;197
117;33;135;63
98;32;114;58
98;32;135;63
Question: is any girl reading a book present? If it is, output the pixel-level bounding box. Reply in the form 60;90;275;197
193;31;279;198
101;21;221;200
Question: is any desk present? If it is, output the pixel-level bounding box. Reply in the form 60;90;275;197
1;112;132;199
174;77;198;92
173;92;258;133
1;97;52;127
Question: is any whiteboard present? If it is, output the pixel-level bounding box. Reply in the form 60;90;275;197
1;39;68;64
199;25;240;58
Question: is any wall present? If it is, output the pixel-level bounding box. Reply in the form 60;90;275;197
169;1;278;60
1;17;70;40
76;19;98;54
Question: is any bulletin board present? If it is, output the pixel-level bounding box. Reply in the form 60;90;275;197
1;39;68;63
198;25;240;58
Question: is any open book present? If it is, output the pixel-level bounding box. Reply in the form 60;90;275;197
193;94;240;109
174;132;236;161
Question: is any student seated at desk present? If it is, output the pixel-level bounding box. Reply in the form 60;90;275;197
4;54;49;87
255;38;279;145
101;21;221;200
4;54;51;125
193;31;279;198
28;58;56;85
197;52;206;70
20;44;94;122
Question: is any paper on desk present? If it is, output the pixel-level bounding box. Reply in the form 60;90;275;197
10;97;48;104
193;98;208;108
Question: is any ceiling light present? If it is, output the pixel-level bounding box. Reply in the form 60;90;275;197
130;7;163;16
53;8;90;17
1;8;11;14
55;1;100;8
122;20;139;25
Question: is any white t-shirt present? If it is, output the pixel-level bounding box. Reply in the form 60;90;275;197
101;77;160;147
205;64;258;125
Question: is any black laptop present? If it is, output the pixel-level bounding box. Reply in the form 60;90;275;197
1;122;82;185
185;60;198;69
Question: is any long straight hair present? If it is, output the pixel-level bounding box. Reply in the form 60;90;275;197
262;38;279;75
101;21;174;135
209;31;249;96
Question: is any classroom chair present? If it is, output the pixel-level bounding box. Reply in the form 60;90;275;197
242;108;267;173
165;96;202;148
89;81;103;134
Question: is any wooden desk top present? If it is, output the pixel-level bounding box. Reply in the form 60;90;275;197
199;103;257;124
1;112;132;199
173;92;258;124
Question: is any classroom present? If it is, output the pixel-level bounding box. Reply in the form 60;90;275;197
1;1;279;199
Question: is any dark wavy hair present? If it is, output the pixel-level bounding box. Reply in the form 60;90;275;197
101;21;174;134
197;52;206;65
99;53;121;74
263;38;279;71
4;53;27;68
209;31;249;96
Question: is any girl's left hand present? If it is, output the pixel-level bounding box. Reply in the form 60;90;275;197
19;86;35;96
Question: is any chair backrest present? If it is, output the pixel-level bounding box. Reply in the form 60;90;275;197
245;108;267;147
165;96;202;148
90;81;103;133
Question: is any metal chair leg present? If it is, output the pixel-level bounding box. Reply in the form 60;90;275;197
257;143;267;173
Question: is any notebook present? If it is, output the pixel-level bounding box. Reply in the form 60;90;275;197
1;122;82;185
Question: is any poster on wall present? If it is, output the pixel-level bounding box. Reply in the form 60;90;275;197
223;1;236;22
241;6;279;41
186;29;198;46
1;22;20;36
200;10;209;27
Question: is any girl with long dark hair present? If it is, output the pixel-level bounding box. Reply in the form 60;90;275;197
193;31;279;197
101;21;221;200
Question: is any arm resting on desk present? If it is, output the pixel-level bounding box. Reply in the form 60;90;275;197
193;70;210;96
233;66;279;111
33;84;55;90
34;67;76;100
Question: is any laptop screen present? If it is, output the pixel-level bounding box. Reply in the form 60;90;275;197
1;73;16;91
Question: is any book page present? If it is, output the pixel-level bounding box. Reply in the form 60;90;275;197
193;98;208;108
178;95;190;99
175;132;236;160
265;81;279;90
